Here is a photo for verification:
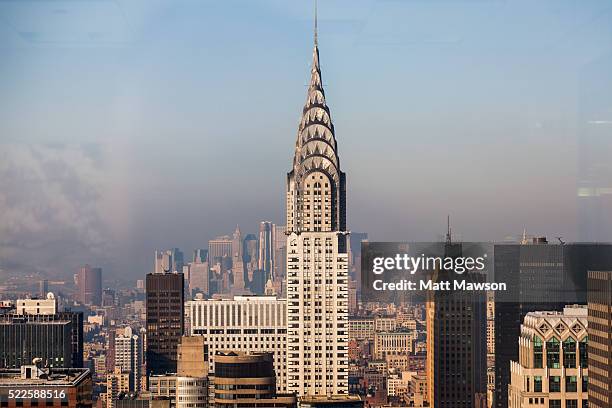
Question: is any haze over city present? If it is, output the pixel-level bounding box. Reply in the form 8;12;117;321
1;0;611;279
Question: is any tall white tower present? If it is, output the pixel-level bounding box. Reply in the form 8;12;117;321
114;326;143;393
285;6;349;396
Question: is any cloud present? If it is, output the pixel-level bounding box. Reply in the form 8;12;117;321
0;143;113;278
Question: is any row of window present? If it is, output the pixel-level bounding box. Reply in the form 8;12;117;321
532;336;588;368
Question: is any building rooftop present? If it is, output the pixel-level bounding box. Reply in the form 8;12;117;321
0;367;91;387
299;395;363;403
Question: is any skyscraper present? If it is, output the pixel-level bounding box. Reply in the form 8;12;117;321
285;12;349;396
243;233;258;282
494;242;612;408
208;236;232;264
146;271;184;375
426;241;487;408
273;225;287;280
231;225;247;292
258;221;275;279
508;306;588;408
114;326;143;393
155;249;184;274
587;270;612;408
77;265;102;306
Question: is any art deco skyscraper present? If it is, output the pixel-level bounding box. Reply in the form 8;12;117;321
285;12;349;396
231;225;247;291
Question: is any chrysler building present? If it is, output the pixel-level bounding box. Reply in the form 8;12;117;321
285;8;349;396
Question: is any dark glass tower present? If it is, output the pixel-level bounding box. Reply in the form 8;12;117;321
145;271;184;375
426;241;487;408
0;311;83;368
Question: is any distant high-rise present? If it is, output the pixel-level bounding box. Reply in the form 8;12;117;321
231;225;247;292
208;236;232;265
243;233;258;282
273;225;287;283
587;270;612;408
188;260;210;297
76;265;102;306
258;221;275;281
285;12;349;396
39;279;48;298
155;249;184;273
146;271;184;375
114;326;143;393
193;249;208;263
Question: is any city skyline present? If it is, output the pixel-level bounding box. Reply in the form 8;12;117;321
2;3;612;408
1;1;612;280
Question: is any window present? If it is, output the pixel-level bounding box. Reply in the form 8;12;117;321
582;375;588;392
550;376;561;392
563;337;577;368
533;336;543;368
534;375;542;392
546;337;560;368
549;400;561;408
579;337;588;368
566;376;577;392
566;400;578;408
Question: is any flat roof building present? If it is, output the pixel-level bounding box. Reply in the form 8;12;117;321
0;366;92;408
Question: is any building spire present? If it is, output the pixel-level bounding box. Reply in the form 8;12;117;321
314;0;318;47
446;215;452;244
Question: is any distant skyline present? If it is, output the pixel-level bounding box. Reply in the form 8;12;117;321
1;0;612;280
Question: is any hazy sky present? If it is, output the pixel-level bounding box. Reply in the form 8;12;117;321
1;0;612;281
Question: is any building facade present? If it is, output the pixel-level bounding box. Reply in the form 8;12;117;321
494;242;612;408
285;19;349;396
587;270;612;408
426;241;487;408
146;272;184;375
373;331;415;360
77;265;102;306
508;306;588;408
186;295;287;392
0;311;83;369
16;292;58;315
115;327;143;393
213;352;296;408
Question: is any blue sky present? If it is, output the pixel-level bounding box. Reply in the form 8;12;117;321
1;0;611;280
